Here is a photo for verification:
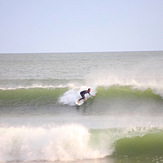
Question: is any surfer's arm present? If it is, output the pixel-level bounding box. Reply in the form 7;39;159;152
88;92;94;97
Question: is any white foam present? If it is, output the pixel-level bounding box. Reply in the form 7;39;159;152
59;88;96;106
0;84;68;90
59;90;79;106
0;125;107;162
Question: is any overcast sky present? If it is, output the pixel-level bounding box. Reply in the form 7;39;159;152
0;0;163;53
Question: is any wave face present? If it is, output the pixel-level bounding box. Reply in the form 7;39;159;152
0;85;163;116
0;125;162;162
114;132;163;156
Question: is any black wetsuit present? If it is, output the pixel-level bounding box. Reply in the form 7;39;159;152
79;90;91;101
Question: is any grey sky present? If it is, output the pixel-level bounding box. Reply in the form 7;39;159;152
0;0;163;53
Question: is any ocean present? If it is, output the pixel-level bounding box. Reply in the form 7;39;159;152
0;51;163;163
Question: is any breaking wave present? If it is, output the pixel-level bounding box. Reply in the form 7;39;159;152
0;85;163;116
0;125;162;162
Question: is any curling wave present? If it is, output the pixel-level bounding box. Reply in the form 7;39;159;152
0;85;163;115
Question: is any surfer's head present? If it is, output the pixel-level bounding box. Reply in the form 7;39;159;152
88;88;91;92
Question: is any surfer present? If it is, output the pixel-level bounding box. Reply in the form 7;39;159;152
78;88;93;103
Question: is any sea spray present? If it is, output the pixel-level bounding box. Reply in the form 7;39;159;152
59;89;80;106
0;125;106;162
59;88;96;106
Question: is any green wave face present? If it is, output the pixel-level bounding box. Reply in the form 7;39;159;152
1;85;162;105
89;128;163;161
96;86;162;99
0;88;68;107
114;132;163;157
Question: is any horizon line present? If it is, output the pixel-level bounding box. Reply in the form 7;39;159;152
0;50;163;55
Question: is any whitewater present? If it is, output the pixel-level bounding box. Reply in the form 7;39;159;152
0;51;163;163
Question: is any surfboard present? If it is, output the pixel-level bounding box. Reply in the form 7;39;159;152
75;100;84;106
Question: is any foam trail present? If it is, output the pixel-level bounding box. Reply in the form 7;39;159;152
59;90;79;106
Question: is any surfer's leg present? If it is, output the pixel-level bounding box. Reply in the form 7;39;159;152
78;93;85;102
78;98;83;102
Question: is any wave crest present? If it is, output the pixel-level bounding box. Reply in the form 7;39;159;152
0;85;163;116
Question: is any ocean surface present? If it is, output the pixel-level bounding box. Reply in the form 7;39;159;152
0;51;163;163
